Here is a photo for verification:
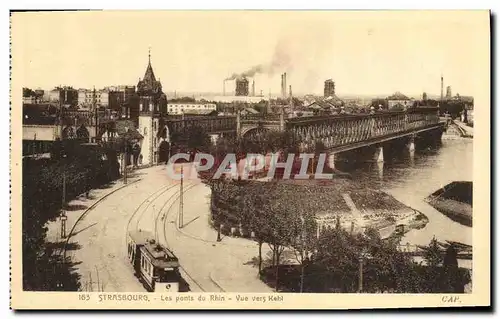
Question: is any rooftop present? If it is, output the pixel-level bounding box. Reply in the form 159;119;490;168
142;240;179;269
387;91;410;100
137;52;163;95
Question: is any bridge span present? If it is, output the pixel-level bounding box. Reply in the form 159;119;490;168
23;107;445;161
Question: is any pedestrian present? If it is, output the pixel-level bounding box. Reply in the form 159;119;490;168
139;154;143;165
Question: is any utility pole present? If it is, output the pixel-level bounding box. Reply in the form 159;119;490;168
178;165;184;228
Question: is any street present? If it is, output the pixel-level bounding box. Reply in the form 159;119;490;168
62;164;272;292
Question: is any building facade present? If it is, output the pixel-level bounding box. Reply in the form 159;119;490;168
167;102;216;115
107;85;137;118
386;91;413;109
49;86;78;106
78;88;110;109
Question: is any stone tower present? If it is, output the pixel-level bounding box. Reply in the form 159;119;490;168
137;49;167;165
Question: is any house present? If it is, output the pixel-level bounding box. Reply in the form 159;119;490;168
386;92;413;109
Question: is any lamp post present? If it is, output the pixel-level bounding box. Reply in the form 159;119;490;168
123;136;128;185
358;248;372;293
60;154;68;239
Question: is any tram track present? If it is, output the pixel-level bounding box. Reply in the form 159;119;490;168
158;181;227;293
91;180;180;292
126;182;180;236
121;164;226;293
157;183;212;292
60;179;141;261
123;166;211;292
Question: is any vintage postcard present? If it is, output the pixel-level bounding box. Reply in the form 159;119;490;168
10;10;490;309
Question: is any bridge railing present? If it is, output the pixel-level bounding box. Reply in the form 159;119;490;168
166;115;237;135
288;108;440;149
240;114;281;122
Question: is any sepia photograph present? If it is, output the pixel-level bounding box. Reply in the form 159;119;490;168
9;10;490;309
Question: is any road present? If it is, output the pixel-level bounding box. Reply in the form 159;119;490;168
65;164;271;292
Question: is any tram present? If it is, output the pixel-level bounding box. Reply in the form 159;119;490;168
127;230;181;292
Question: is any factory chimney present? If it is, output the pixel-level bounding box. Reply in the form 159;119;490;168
283;73;287;99
280;74;284;98
252;80;255;97
289;84;292;99
440;75;444;101
223;80;226;96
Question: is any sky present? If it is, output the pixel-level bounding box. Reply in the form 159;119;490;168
12;10;489;97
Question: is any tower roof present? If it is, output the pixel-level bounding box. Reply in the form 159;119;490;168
143;54;156;83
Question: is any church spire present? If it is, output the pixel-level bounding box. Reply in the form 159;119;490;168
143;47;156;84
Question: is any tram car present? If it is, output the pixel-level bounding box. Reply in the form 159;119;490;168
127;230;181;292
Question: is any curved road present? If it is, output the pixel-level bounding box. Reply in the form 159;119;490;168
66;164;270;292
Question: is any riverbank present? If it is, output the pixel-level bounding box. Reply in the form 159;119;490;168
425;181;473;227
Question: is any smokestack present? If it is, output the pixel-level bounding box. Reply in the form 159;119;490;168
223;80;226;96
440;75;444;101
283;73;287;99
289;85;292;98
252;80;255;97
280;74;284;98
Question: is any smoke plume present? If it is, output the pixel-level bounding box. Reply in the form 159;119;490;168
225;40;291;81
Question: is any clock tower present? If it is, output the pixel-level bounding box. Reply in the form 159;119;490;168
137;49;167;165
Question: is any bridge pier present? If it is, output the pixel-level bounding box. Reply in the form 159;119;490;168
327;153;336;169
415;127;443;150
407;134;416;153
376;160;384;179
373;146;384;163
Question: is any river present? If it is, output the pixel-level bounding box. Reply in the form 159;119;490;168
336;138;473;248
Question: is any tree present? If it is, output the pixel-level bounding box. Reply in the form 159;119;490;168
289;209;317;292
443;245;458;269
171;125;212;154
23;87;36;97
23;141;120;291
207;179;242;241
423;236;442;267
240;183;272;274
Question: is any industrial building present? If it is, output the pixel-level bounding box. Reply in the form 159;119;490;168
324;79;336;97
235;77;249;96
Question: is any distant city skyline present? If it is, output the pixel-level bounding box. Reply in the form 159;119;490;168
13;11;487;98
